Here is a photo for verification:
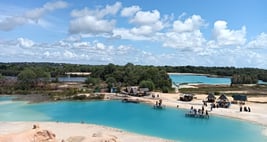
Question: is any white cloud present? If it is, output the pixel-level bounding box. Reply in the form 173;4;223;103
130;10;160;25
69;2;121;35
95;42;106;50
0;1;68;31
173;15;205;33
69;16;115;34
213;20;246;46
65;35;81;42
44;51;50;57
64;50;76;58
73;42;90;48
1;36;267;68
71;2;121;19
131;23;163;36
161;30;206;50
159;15;207;50
0;17;27;31
121;5;140;17
247;33;267;49
113;28;150;40
17;37;35;48
130;25;153;36
114;9;164;39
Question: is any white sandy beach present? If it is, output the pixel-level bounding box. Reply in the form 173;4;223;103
137;93;267;126
142;93;267;136
111;91;267;136
0;122;173;142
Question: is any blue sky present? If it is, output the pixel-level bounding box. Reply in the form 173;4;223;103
0;0;267;68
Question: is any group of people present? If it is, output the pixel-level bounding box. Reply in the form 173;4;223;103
189;106;209;116
155;99;163;107
240;106;251;112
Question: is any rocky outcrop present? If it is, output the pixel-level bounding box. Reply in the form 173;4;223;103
0;124;56;142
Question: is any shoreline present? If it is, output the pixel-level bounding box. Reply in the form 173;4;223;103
111;93;267;133
167;72;231;79
1;94;267;139
0;121;174;142
3;93;267;128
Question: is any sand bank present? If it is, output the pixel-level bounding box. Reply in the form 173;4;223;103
0;122;174;142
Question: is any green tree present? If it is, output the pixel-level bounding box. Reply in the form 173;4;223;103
139;80;155;91
33;68;51;83
17;68;37;89
106;77;116;89
231;74;258;85
85;77;100;86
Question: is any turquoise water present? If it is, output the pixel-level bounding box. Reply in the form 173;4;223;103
169;74;267;85
0;98;266;142
57;77;87;82
169;74;231;85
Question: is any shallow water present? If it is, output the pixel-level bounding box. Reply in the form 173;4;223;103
169;74;267;85
0;98;266;142
169;74;231;85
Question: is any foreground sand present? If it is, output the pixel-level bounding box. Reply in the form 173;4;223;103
0;122;173;142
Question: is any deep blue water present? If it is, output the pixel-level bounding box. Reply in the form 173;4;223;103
0;99;266;142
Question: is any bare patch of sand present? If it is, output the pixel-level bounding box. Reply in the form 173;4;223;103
0;122;174;142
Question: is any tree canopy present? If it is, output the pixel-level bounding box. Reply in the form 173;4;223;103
1;62;267;89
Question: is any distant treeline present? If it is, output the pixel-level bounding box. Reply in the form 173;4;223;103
0;62;172;92
161;65;267;83
0;63;267;84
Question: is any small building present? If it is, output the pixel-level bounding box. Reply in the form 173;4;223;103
216;94;230;108
232;94;247;104
139;88;150;96
110;87;117;93
126;86;139;96
180;94;193;101
125;86;150;96
205;93;216;102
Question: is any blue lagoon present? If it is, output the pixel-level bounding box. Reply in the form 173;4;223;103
0;98;266;142
169;73;231;85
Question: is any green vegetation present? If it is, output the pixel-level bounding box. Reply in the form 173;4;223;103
89;63;172;91
0;62;267;99
85;77;100;86
139;80;155;91
231;74;258;84
0;62;173;100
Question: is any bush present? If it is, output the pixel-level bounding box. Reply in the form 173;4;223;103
214;91;220;95
72;95;87;100
162;86;169;93
139;80;155;91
